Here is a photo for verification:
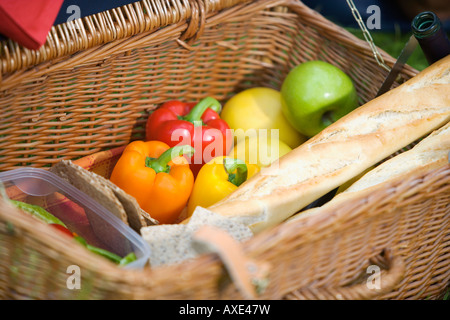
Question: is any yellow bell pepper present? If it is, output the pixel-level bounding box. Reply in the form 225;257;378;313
186;156;259;217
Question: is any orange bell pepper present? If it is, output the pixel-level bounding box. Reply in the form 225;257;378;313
110;140;195;224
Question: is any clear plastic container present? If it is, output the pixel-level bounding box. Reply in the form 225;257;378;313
0;167;151;269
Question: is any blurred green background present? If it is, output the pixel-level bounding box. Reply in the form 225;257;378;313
346;27;429;71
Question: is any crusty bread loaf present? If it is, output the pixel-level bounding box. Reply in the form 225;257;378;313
287;120;450;223
207;55;450;234
342;121;450;194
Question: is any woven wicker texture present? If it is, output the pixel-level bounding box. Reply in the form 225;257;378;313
1;150;448;299
1;0;448;300
0;0;416;171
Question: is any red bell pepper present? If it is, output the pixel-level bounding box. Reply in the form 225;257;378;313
145;97;233;176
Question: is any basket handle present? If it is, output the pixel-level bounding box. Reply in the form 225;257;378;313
180;0;206;44
193;225;271;300
286;248;405;300
193;225;405;300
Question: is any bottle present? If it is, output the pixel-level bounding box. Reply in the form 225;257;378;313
411;11;450;65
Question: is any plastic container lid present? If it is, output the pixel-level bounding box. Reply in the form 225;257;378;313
0;167;151;269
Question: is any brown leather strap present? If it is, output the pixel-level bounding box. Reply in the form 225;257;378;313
193;225;270;299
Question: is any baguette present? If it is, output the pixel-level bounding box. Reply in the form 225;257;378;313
342;121;450;194
288;120;450;223
208;55;450;234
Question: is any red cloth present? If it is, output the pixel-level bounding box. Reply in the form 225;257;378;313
0;0;64;50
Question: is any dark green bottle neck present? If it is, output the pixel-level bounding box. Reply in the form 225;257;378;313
411;11;441;39
411;11;450;65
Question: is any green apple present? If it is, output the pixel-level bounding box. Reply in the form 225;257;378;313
280;60;359;137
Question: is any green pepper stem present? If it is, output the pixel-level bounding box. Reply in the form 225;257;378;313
183;97;222;123
146;145;195;173
223;158;248;187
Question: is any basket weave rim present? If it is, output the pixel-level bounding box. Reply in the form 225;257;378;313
244;163;450;256
0;0;418;81
0;0;252;78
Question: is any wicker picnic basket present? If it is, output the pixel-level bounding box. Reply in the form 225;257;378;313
0;0;449;300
